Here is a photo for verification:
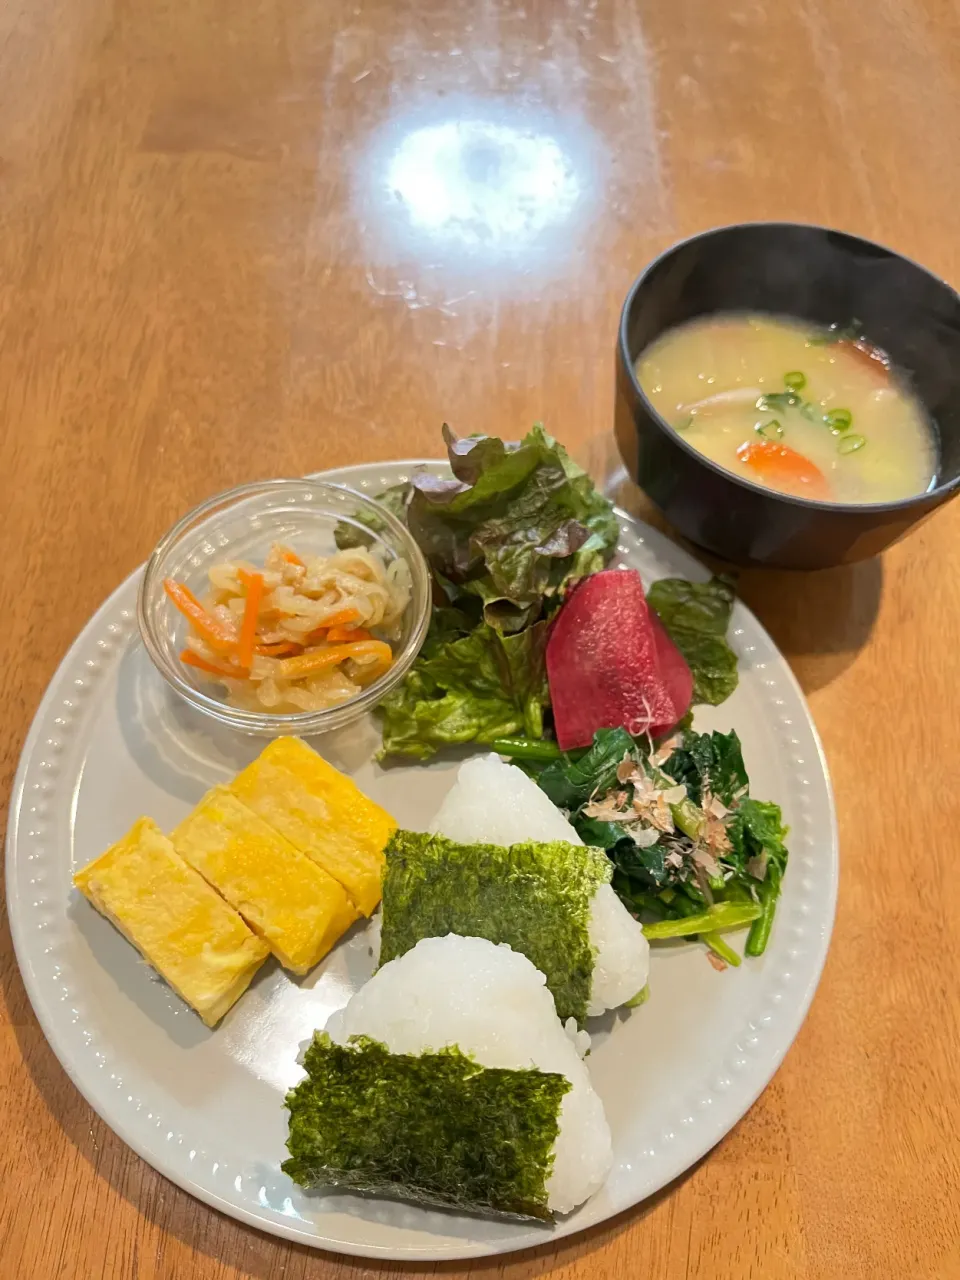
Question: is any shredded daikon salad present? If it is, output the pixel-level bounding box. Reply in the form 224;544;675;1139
164;543;412;713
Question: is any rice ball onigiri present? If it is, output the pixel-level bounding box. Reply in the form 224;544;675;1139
325;934;613;1215
429;754;650;1017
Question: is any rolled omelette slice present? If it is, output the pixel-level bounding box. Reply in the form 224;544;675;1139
171;788;359;974
228;737;395;916
73;817;270;1027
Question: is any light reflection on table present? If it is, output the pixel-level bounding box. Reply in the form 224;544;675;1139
384;116;582;250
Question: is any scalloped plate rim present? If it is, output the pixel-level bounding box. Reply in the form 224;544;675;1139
6;459;838;1260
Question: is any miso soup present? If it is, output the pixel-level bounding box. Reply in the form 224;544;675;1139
635;314;937;503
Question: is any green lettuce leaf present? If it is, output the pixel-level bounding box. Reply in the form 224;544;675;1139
647;576;739;706
333;481;414;551
378;610;549;759
408;423;619;630
374;424;617;757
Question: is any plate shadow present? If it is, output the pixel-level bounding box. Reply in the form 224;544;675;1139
606;464;883;694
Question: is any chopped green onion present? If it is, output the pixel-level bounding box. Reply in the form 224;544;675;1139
757;391;800;412
784;371;806;391
838;433;866;455
825;408;852;431
799;401;822;422
756;419;784;441
674;414;694;431
624;984;650;1008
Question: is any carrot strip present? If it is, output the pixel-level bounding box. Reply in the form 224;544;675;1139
304;610;363;643
280;548;306;568
321;608;362;630
273;646;356;680
180;649;240;679
351;650;393;686
341;639;394;686
236;571;265;670
164;579;238;654
326;625;373;643
254;641;303;657
736;440;831;499
274;640;393;681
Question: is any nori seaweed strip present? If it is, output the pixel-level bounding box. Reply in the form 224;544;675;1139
283;1034;570;1221
379;831;611;1024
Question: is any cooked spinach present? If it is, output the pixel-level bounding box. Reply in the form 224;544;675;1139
520;727;790;962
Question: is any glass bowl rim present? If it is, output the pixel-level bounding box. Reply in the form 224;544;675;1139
136;477;432;735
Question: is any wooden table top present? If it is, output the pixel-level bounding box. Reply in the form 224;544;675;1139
2;0;959;1276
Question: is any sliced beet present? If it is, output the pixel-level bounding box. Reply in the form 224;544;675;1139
650;611;694;727
546;569;693;749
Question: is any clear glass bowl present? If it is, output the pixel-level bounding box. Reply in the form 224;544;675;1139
137;479;431;736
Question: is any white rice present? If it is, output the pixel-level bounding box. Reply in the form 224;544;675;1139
326;934;612;1214
429;754;650;1015
430;753;585;847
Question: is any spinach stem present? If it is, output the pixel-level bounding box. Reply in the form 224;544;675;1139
643;901;761;939
703;933;742;967
491;737;564;763
625;984;650;1008
745;885;778;956
670;797;705;841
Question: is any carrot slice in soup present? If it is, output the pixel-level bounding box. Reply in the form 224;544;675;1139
835;338;892;386
737;440;831;499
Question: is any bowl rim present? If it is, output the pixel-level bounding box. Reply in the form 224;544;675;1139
618;219;960;516
136;477;432;735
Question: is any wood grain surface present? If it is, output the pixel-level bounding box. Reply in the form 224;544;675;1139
2;0;959;1275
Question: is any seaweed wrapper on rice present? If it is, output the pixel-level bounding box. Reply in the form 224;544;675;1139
379;831;611;1024
283;1033;570;1221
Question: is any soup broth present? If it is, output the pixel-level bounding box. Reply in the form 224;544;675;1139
636;314;937;503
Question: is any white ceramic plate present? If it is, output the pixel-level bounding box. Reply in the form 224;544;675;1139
7;460;838;1261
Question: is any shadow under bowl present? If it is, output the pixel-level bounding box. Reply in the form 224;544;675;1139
615;222;960;569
